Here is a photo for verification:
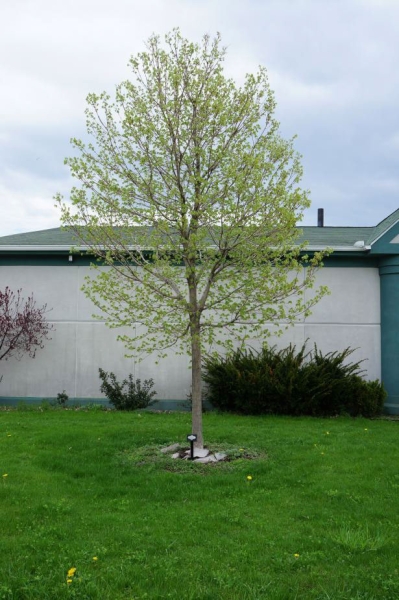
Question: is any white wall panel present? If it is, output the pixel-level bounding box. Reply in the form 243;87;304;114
137;351;191;400
305;268;380;324
0;264;382;400
0;266;79;321
0;323;76;397
75;323;136;397
304;323;381;381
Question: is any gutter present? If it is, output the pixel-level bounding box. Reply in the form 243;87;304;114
0;245;85;252
0;244;372;253
305;245;371;252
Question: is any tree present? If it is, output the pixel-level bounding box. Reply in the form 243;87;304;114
57;30;327;448
0;288;53;379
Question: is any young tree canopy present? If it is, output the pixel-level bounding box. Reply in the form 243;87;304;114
57;30;327;448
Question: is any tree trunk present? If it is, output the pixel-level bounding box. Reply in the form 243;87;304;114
190;319;203;449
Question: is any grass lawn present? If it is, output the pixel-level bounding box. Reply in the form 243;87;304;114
1;408;399;599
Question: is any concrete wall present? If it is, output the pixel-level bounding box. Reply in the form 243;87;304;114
0;264;381;401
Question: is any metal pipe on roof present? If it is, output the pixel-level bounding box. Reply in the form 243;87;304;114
317;208;324;227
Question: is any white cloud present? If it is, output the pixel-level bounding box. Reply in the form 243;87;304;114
364;177;399;194
383;132;399;152
1;0;399;235
0;168;70;236
0;67;85;129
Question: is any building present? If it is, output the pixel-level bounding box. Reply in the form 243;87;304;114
0;208;398;412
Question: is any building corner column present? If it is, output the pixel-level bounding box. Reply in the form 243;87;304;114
379;257;399;414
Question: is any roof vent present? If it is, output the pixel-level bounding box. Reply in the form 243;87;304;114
354;240;365;248
317;208;324;227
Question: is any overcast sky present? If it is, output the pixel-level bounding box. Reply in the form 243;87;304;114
1;0;399;236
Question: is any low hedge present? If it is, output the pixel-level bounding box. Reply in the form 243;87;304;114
203;344;386;417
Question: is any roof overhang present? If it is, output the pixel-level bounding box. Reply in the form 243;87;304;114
305;245;371;252
0;244;372;253
0;245;86;252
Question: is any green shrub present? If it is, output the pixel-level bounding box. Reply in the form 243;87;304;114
56;390;69;407
98;368;157;410
203;344;309;415
291;346;365;417
347;377;387;418
203;344;386;418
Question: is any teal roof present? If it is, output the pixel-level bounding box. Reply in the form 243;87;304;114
0;208;398;251
367;208;399;245
0;228;78;246
0;225;377;250
297;226;373;247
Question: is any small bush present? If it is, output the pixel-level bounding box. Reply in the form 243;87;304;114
347;377;387;418
99;368;157;410
56;391;69;407
203;344;386;418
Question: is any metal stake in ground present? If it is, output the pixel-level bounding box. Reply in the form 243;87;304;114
187;434;197;460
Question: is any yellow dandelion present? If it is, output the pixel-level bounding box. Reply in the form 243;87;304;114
67;567;76;577
294;553;300;559
239;448;244;452
246;475;253;481
67;578;73;585
93;556;98;561
2;474;8;478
